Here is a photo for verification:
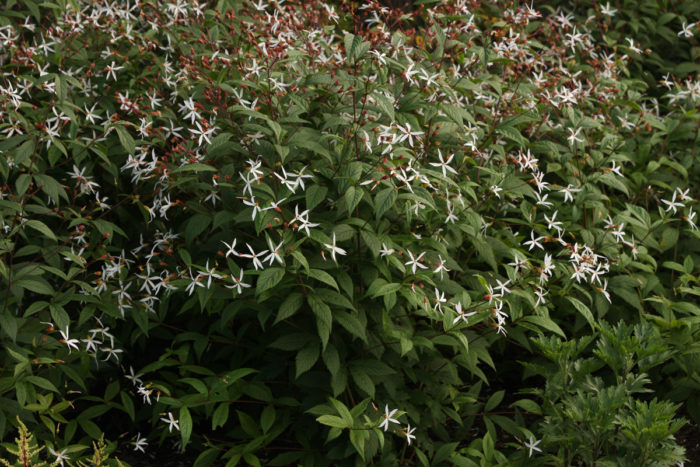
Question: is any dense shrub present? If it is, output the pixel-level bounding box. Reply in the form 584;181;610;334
0;0;698;465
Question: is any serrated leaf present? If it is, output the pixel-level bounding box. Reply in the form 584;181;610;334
374;187;397;218
120;391;136;421
511;398;542;415
25;375;58;393
114;124;135;155
172;163;218;173
14;139;35;166
317;414;348;428
308;268;339;291
345;186;363;215
257;267;285;294
275;292;304;324
322;344;340;376
34;174;68;202
296;341;320;378
15;174;31;197
350;428;366;460
24;219;57;241
212;403;229;430
333;310;367;342
15;278;55;296
306;185;328;211
349;366;374;397
185;213;211;244
369;282;402;298
180;406;193;449
484;390;504;412
521;315;566;338
308;294;332;349
0;312;17;342
260;405;276;433
566;297;596;331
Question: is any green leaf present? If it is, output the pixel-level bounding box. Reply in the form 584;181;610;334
24;301;49;317
237;410;260;437
316;414;348;428
369;282;402;298
194;449;220;467
25;375;58;393
322;344;340;376
185;213;211;244
374;187;397;218
329;398;353;425
180;406;193;449
511;398;541;415
260;405;276;433
333;311;367;342
482;432;494;461
212;403;229;430
296;341;321;378
566;297;596;331
34;174;68;202
344;33;361;62
484;390;504;412
16;278;55;296
306;185;328;211
308;268;339;291
15;174;31;197
257;267;285;294
345;186;363;215
121;391;135;421
0;312;17;342
349;366;374;397
308;294;332;350
14;139;35;166
114;124;135;155
24;219;57;241
275;292;304;324
172;163;218;173
349;426;366;460
521;315;566;338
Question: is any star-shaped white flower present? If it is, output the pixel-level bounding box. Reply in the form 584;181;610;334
405;250;428;274
160;412;180;432
378;405;400;431
524;436;542;457
323;233;347;262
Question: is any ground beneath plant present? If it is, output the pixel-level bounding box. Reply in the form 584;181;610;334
676;421;700;464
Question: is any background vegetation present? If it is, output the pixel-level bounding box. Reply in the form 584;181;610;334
0;0;698;465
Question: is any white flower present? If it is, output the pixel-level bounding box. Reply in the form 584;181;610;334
378;405;400;431
323;233;347;262
429;149;458;177
48;447;70;466
559;184;581;203
661;192;684;215
524;436;542;457
59;327;80;353
379;243;395;257
404;424;416;445
240;243;268;270
222;239;240;258
225;270;251;295
405;250;428;274
263;237;285;265
452;302;477;325
160;412;180;432
523;231;544;251
133;432;148;453
600;1;617;16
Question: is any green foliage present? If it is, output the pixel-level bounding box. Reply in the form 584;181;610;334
0;0;698;465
